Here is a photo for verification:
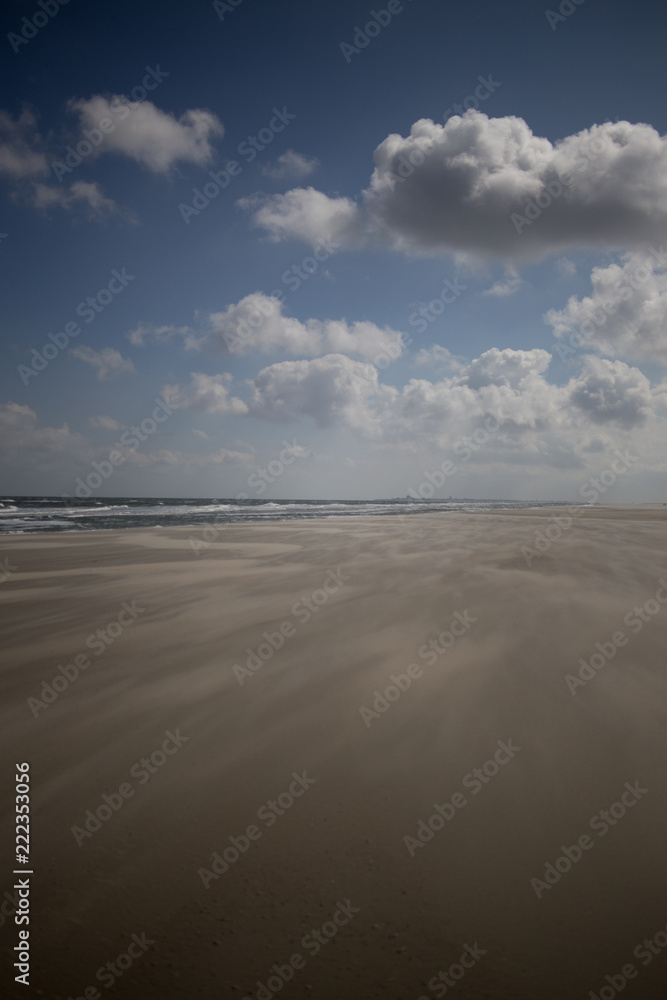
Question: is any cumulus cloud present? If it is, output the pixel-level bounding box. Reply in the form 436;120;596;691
568;356;654;428
242;112;667;261
391;349;562;443
239;186;361;246
545;249;667;363
70;346;136;380
262;149;319;181
70;96;224;172
129;293;405;362
462;347;551;390
165;348;662;467
207;293;405;361
245;355;396;435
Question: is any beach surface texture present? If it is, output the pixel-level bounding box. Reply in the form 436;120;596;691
2;505;667;999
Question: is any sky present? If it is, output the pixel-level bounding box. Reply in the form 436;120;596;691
1;0;667;501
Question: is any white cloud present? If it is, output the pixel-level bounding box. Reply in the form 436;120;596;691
89;415;125;431
568;356;654;428
165;372;249;416
545;250;667;364
262;149;319;181
70;346;136;380
245;354;396;435
463;347;551;390
242;112;667;261
127;322;199;348
70;96;224;172
165;347;663;466
129;293;405;363
482;276;523;297
239;186;361;246
208;293;405;361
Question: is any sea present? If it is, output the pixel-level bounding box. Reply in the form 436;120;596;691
0;496;574;534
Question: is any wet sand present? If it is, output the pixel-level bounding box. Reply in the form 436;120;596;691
2;506;667;998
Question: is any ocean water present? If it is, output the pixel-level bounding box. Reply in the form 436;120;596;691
0;496;574;534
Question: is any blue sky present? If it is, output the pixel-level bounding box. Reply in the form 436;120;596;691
2;0;667;499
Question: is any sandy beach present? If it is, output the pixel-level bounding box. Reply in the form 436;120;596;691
2;506;667;999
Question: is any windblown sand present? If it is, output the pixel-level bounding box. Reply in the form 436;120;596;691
2;506;667;998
